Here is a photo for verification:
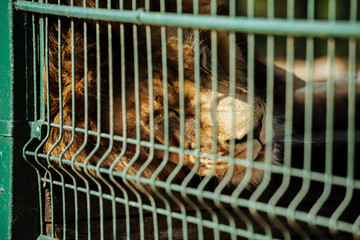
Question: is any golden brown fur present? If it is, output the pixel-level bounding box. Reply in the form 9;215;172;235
44;0;359;189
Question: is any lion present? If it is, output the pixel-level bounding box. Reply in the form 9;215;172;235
43;0;359;189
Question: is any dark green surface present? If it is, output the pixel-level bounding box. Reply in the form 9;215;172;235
0;1;40;239
0;0;15;238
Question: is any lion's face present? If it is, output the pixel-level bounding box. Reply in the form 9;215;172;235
105;27;269;186
45;0;272;188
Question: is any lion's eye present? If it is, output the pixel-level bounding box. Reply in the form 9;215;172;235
200;48;212;74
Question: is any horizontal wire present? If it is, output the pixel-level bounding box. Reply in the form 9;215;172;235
39;175;358;235
29;149;360;221
15;1;360;38
27;124;360;190
40;177;274;239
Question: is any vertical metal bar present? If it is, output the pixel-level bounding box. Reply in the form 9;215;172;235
231;32;255;239
256;0;276;192
96;19;104;240
329;37;357;235
93;2;106;237
93;4;118;238
0;1;15;238
39;5;57;236
234;0;256;193
161;25;173;240
147;11;175;237
197;39;220;239
91;1;118;239
286;1;314;238
27;8;45;235
194;4;222;239
267;1;294;238
132;18;145;240
179;47;202;240
180;27;204;240
210;0;217;187
177;1;203;239
81;4;92;239
44;12;72;238
173;4;204;240
52;7;99;239
193;26;203;240
79;1;107;238
22;145;44;238
270;0;295;203
119;2;154;239
350;2;360;237
126;7;160;240
210;29;221;239
136;23;160;240
56;14;67;239
32;10;38;121
192;2;223;239
70;13;79;240
68;4;79;239
230;3;256;237
109;25;117;239
109;16;131;240
193;0;198;14
106;2;132;240
69;11;92;239
119;22;131;240
247;0;254;18
213;31;236;240
163;1;189;238
39;10;45;121
119;19;146;240
33;4;55;236
308;0;336;232
60;4;98;240
174;25;189;240
249;1;274;238
24;9;29;120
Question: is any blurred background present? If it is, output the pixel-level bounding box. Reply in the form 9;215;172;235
236;0;360;81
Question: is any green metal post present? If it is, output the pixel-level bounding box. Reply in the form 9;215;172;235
0;1;39;239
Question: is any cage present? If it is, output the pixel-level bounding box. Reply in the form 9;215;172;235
1;0;360;239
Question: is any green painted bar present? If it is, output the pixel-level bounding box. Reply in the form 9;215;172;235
0;0;14;123
250;33;275;238
141;24;160;240
38;235;60;240
155;24;174;240
195;28;209;240
28;145;360;191
108;21;131;240
39;173;357;236
14;1;360;38
0;138;14;240
1;1;40;239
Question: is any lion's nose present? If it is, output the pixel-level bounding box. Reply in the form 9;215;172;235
258;143;275;155
214;92;264;143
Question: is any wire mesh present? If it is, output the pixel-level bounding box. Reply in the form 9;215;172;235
13;0;360;239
